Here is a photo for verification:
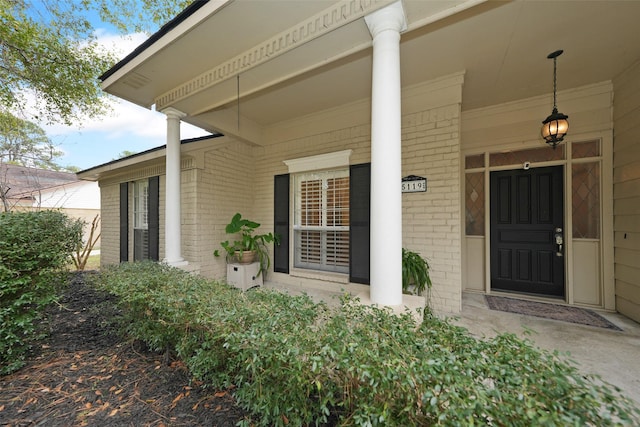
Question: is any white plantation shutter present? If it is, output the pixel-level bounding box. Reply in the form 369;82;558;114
133;179;149;261
294;170;349;273
133;180;149;230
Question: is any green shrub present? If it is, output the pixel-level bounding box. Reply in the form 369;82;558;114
0;210;83;374
92;262;640;426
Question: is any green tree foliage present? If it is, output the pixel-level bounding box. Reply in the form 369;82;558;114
85;0;192;35
0;210;83;374
0;0;115;125
116;150;138;159
0;0;191;126
0;111;62;169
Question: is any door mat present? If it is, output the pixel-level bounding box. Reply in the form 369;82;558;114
484;295;622;331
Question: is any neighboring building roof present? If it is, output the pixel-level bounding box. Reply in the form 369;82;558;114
0;164;78;200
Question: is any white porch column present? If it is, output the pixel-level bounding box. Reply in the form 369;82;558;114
162;107;187;266
365;2;406;306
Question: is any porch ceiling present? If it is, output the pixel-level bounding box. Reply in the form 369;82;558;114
101;0;640;142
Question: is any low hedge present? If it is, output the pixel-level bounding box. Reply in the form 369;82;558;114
92;262;640;426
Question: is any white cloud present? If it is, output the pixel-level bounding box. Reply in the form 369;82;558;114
45;97;206;141
43;29;209;142
93;29;149;59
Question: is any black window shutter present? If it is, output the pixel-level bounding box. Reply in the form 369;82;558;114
119;182;129;262
148;176;160;261
273;174;290;273
349;163;371;284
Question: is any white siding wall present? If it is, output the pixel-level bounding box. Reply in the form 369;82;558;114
613;60;640;323
37;181;100;209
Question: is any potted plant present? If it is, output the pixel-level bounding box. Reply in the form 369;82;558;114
214;213;280;277
402;248;432;297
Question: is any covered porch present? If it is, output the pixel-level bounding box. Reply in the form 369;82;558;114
92;0;640;320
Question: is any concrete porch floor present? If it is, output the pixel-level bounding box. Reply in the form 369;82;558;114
452;292;640;406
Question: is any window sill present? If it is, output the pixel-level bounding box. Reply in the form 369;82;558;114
289;268;349;284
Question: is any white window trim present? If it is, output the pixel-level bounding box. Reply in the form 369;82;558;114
293;169;350;274
284;149;352;173
133;179;149;230
283;150;353;279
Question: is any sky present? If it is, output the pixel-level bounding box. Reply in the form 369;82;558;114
39;14;209;171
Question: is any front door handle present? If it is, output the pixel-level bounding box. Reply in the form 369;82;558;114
554;227;563;257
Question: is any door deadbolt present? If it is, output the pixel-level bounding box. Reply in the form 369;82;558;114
554;227;563;257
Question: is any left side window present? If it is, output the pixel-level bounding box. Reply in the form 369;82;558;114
133;179;149;261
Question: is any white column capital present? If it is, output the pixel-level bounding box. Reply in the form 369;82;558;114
365;1;407;38
161;107;186;120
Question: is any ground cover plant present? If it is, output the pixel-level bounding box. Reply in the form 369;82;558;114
90;262;640;426
0;210;82;374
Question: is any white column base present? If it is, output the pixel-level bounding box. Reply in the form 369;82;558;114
355;290;425;323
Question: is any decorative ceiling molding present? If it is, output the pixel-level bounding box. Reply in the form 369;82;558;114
155;0;394;110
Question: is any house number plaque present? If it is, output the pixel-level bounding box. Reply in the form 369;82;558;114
402;175;427;193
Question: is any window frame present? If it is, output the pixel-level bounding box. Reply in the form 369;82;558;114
133;179;149;261
293;169;350;274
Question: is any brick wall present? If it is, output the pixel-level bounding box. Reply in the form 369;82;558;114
96;75;464;314
247;124;370;295
402;104;462;313
195;142;255;279
99;182;121;267
248;75;463;313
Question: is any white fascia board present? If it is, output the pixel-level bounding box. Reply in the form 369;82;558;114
100;0;232;90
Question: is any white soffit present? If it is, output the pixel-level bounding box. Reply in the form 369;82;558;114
101;0;231;91
154;0;399;111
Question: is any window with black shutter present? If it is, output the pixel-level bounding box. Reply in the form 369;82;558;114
274;162;370;283
131;177;159;262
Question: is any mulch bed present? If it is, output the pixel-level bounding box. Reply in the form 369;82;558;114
0;272;248;426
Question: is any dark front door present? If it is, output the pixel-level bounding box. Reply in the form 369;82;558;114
490;166;565;297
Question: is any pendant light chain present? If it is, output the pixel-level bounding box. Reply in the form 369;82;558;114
552;56;558;111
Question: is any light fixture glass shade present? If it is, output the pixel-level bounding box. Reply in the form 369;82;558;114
541;108;569;148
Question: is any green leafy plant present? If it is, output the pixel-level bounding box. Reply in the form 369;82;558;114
93;262;640;427
214;213;279;277
0;210;82;374
402;248;431;296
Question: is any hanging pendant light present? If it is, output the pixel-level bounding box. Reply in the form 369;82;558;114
541;50;569;148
